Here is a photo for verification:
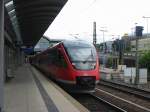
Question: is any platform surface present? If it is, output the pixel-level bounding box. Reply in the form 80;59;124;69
4;64;89;112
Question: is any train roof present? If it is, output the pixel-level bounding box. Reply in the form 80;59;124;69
62;40;94;48
33;40;94;57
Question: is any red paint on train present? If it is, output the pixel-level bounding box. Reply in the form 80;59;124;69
31;40;100;92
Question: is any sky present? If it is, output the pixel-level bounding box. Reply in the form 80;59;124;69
44;0;150;43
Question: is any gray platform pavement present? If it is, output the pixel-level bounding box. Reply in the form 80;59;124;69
4;64;89;112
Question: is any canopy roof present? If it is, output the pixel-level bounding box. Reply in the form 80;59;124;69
4;0;67;47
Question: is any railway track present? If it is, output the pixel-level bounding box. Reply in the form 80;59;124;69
71;93;126;112
95;80;150;112
94;88;150;112
98;80;150;100
89;93;126;112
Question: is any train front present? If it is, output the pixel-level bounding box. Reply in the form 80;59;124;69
63;41;100;93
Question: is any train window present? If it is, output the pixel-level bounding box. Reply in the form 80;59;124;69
57;50;67;68
47;49;56;64
45;48;67;68
66;47;97;70
67;47;96;62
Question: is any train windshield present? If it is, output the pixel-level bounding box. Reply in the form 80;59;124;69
66;46;97;70
63;40;97;70
67;47;96;62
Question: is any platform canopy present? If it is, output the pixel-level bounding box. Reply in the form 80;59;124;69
4;0;67;47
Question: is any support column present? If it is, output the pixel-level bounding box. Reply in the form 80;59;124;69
16;48;19;66
7;48;15;78
0;0;4;111
17;48;21;66
4;45;8;81
18;49;21;65
14;50;18;69
21;51;24;65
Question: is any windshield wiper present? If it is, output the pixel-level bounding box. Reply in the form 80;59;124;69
83;50;94;64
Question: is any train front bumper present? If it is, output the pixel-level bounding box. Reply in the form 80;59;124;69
57;76;99;93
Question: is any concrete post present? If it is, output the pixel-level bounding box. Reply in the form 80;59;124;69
18;50;21;65
8;49;15;77
135;37;139;85
13;50;17;70
21;51;24;65
14;50;18;69
4;45;8;80
17;49;23;66
0;0;4;111
16;48;21;66
12;50;15;75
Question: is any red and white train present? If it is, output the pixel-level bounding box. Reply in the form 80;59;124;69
30;40;100;92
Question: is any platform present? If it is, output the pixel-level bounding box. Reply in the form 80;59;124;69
4;64;89;112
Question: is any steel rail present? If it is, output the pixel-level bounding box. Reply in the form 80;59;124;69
95;88;150;112
99;80;150;100
89;93;127;112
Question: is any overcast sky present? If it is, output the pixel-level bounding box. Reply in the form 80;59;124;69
44;0;150;43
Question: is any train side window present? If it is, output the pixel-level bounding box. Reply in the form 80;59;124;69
58;50;67;68
47;49;57;65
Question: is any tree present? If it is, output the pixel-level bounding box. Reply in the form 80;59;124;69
139;51;150;80
139;51;150;68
